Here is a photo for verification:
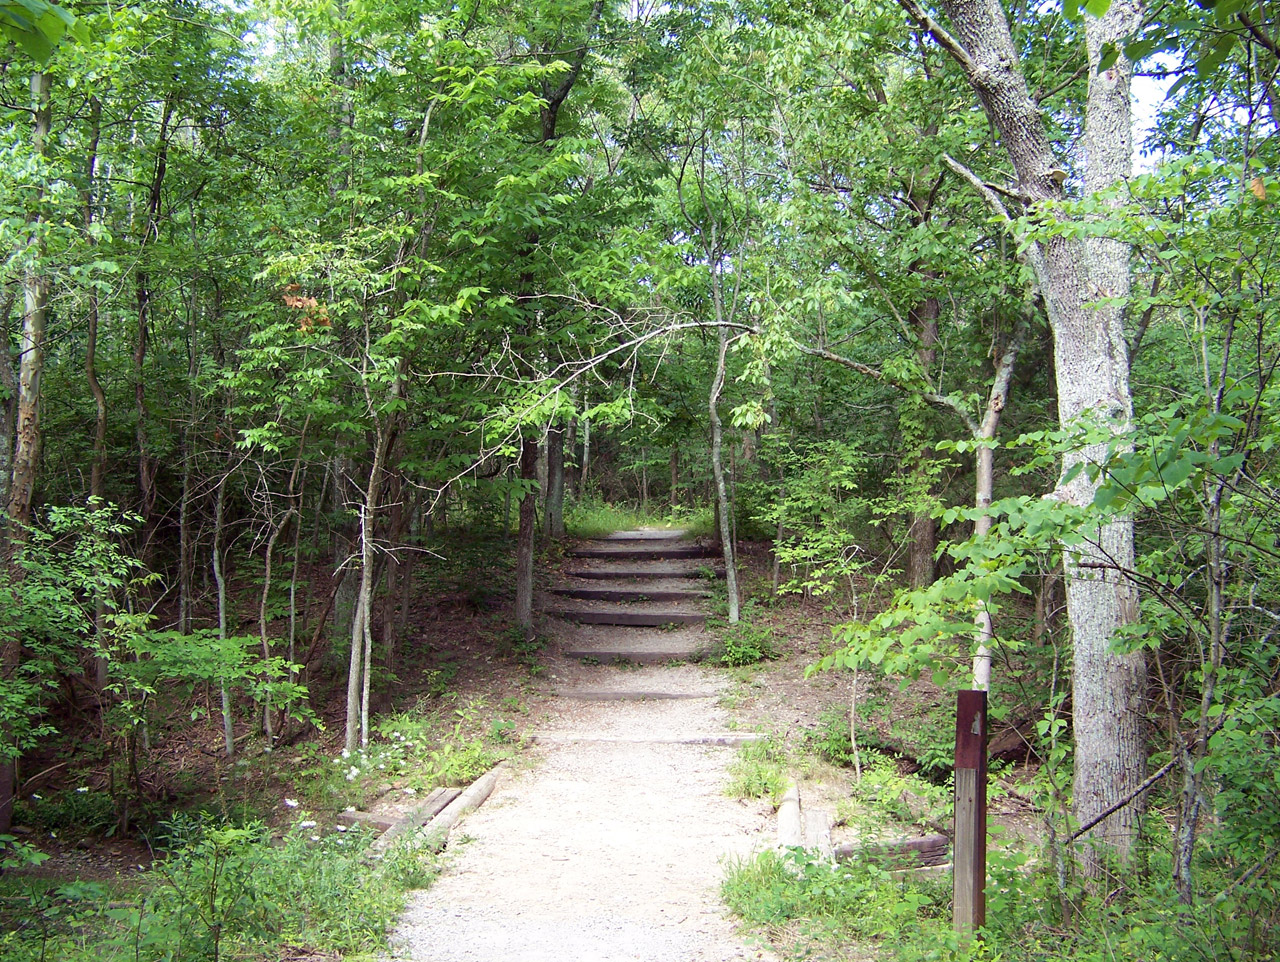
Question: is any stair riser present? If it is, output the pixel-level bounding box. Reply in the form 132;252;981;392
551;588;710;603
566;569;724;580
568;547;719;560
547;610;706;626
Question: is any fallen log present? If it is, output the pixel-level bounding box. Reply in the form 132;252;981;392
835;833;951;869
405;762;505;853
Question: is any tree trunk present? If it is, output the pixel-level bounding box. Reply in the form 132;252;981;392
134;101;174;562
6;72;52;536
670;447;679;511
212;457;236;758
906;0;1148;873
515;437;539;640
546;421;565;540
0;293;18;514
970;317;1028;689
0;73;53;834
710;326;740;624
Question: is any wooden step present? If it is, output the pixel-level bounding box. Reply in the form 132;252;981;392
545;609;706;626
568;545;719;560
551;587;710;603
601;529;687;540
566;568;724;580
561;647;703;664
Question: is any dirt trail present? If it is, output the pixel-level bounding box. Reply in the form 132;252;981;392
388;531;776;962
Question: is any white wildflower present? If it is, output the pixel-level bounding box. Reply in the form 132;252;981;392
283;798;299;808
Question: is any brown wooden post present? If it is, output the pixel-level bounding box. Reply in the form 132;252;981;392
953;689;988;938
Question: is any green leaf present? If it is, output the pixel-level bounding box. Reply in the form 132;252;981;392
1096;42;1121;73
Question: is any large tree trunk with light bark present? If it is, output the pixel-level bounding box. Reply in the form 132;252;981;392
1;72;53;835
901;0;1147;874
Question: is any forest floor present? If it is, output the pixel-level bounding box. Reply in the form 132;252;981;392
10;526;1042;960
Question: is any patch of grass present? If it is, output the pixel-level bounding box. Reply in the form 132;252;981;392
833;753;950;833
802;705;854;766
672;506;716;538
722;847;949;953
564;499;676;538
292;705;505;810
15;787;119;836
725;737;789;806
718;620;779;666
423;662;459;698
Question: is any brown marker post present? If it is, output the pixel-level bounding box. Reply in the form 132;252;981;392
953;689;988;938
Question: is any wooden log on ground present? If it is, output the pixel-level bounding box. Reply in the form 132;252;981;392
551;587;711;603
370;786;461;852
336;810;397;834
777;782;803;848
406;761;505;853
834;833;951;868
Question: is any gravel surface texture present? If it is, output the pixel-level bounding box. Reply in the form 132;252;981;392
388;534;776;962
388;690;775;962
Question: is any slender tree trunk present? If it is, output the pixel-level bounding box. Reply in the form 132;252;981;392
212;459;235;758
970;317;1028;688
546;421;565;540
670;447;679;511
134;102;174;562
259;508;296;745
84;108;112;689
331;452;358;653
345;365;403;751
0;292;18;513
177;277;198;638
710;326;739;624
640;446;649;511
580;416;591;492
515;437;539;639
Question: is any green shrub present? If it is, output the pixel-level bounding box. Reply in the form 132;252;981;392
1;813;435;962
722;847;948;946
803;706;854;766
16;787;118;836
718;620;779;667
725;738;788;805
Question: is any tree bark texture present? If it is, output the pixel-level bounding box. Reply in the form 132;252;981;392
0;72;54;833
710;326;740;624
546;420;565;540
515;436;539;639
903;0;1147;871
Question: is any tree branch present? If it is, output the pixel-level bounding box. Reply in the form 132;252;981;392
896;0;978;75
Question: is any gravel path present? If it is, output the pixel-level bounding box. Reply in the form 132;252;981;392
388;537;777;962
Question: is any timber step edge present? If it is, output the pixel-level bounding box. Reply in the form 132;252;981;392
550;587;711;603
554;689;718;701
567;545;720;560
566;568;724;581
560;647;706;665
544;609;707;626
